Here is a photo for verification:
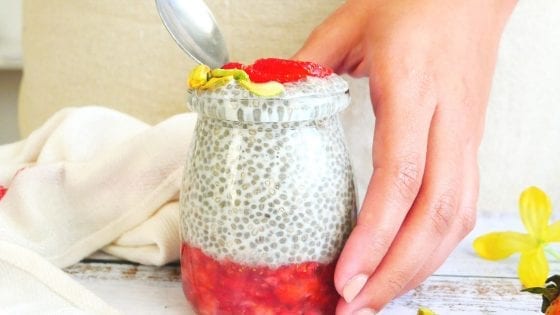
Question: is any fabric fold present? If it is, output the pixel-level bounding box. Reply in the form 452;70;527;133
0;241;120;315
0;106;197;313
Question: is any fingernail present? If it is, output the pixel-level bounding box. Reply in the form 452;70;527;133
342;274;368;303
353;308;377;315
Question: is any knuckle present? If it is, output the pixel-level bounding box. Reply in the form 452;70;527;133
458;206;477;235
412;71;437;106
364;228;394;256
392;158;422;201
428;191;458;236
353;223;395;261
403;67;437;106
374;53;437;105
385;268;410;297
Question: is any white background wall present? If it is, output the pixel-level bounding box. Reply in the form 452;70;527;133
0;0;22;144
0;71;21;144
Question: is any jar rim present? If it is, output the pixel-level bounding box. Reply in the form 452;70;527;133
186;75;351;123
187;89;350;123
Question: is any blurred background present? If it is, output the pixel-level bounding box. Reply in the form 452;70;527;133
0;0;21;144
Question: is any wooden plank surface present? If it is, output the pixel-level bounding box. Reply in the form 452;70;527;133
65;213;546;314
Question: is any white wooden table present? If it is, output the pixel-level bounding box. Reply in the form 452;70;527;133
65;213;547;314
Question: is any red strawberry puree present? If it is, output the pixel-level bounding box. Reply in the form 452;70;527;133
222;58;333;83
181;243;339;315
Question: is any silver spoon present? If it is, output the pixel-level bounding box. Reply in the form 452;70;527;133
155;0;229;68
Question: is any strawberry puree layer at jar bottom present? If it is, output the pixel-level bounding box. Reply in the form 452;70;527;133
181;243;339;315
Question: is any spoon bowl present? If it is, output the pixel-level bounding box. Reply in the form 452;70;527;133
155;0;229;68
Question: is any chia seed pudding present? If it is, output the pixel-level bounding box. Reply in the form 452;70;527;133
180;72;356;314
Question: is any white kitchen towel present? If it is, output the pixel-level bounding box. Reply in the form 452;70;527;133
0;240;120;314
0;106;197;313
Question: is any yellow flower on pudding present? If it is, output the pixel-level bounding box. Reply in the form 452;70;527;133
200;76;233;90
188;64;211;88
187;64;284;97
237;79;285;97
473;186;560;287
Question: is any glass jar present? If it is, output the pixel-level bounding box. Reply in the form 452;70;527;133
180;74;356;315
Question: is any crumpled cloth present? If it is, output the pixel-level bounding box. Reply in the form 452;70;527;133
0;106;197;314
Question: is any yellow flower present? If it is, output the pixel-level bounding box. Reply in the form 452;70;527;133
200;76;233;90
187;64;284;97
237;79;285;97
188;65;211;88
418;307;436;315
473;186;560;287
210;68;249;81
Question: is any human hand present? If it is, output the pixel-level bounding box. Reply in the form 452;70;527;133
293;0;517;313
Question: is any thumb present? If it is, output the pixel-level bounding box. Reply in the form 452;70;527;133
291;2;365;73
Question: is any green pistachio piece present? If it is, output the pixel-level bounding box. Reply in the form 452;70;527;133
200;76;233;90
188;65;211;88
211;68;250;81
237;79;284;97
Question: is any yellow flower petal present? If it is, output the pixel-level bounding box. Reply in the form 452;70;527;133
200;76;233;90
211;68;249;81
418;307;436;315
188;64;211;88
473;232;536;260
238;79;284;97
545;220;560;242
518;246;548;288
519;186;552;239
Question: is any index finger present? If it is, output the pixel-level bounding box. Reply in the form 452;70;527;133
334;68;436;303
291;2;367;74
